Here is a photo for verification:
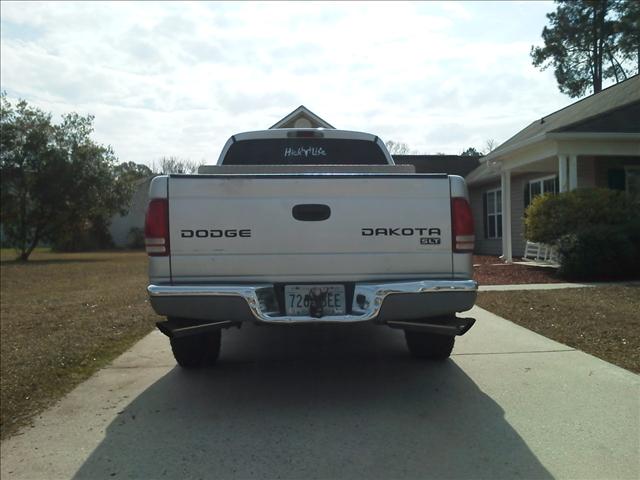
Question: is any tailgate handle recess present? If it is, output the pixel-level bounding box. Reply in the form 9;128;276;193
292;204;331;221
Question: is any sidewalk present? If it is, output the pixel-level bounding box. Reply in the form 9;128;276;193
479;282;592;291
479;280;640;291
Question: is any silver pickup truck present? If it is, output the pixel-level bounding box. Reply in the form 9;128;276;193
145;129;477;368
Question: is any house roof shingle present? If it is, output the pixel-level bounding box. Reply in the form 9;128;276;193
485;74;640;160
393;155;481;176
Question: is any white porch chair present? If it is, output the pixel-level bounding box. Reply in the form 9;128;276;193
523;240;559;264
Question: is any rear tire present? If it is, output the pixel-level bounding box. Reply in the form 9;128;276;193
170;330;221;368
404;330;454;359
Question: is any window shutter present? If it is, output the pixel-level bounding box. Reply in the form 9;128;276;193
554;176;560;194
524;182;530;210
482;192;488;239
608;169;626;191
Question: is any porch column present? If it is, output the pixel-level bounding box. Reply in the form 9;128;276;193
558;155;569;192
569;154;578;190
500;170;512;263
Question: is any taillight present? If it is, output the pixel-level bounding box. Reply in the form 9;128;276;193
145;198;169;256
452;197;474;253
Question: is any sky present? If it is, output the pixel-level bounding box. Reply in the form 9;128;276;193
1;1;575;165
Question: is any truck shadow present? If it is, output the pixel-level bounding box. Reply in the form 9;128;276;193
74;324;552;479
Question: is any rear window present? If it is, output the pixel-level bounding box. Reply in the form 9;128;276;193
221;138;389;165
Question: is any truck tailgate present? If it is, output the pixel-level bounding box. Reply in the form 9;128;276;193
168;174;453;283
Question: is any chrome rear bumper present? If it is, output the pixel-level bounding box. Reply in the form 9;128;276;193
148;279;477;324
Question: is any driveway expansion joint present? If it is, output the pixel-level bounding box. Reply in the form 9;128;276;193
104;365;175;370
452;349;576;356
479;283;592;291
478;280;640;291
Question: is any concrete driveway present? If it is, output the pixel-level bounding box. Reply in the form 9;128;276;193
2;306;639;480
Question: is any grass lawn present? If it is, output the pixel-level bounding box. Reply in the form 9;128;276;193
476;285;640;373
0;250;160;440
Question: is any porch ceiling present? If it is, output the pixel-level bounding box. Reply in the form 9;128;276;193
493;135;639;173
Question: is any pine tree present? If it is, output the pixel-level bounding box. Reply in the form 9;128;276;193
531;0;638;98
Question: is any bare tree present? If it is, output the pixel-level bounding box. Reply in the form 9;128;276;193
484;139;498;154
385;140;415;155
152;156;202;174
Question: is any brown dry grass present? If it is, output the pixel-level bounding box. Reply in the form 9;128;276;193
476;285;640;373
0;250;160;439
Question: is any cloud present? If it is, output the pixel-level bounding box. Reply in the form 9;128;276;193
0;0;569;161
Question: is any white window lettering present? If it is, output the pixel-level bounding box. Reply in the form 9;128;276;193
284;147;327;158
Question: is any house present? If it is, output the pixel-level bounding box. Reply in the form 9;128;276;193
394;155;480;176
109;177;153;248
270;105;335;129
109;105;481;247
111;85;639;252
271;106;481;176
466;74;640;261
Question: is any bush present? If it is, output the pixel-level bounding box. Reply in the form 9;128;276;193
127;227;145;249
525;188;636;244
525;189;640;280
557;224;639;280
51;218;114;252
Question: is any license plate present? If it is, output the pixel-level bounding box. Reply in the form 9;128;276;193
284;285;346;317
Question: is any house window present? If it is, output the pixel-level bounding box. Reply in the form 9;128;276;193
525;175;558;208
484;188;502;239
625;166;640;196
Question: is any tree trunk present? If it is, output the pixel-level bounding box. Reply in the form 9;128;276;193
606;46;627;81
19;175;28;262
17;230;40;262
592;5;601;93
